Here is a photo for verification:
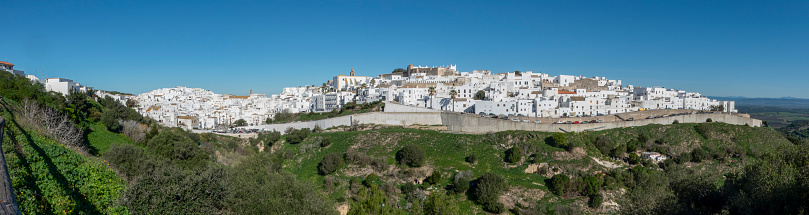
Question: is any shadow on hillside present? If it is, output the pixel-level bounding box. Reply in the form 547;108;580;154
1;101;101;213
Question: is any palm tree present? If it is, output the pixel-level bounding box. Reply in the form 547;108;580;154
428;87;436;109
449;89;458;112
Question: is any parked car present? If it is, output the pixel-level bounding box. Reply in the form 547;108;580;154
597;120;604;123
522;120;530;123
565;121;573;124
647;116;655;119
581;121;589;124
573;121;580;124
627;118;634;121
534;120;542;123
589;120;597;123
511;118;520;122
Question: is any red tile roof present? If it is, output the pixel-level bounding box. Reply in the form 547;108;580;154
0;61;13;66
558;90;576;94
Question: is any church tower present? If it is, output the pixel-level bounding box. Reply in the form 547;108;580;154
350;68;355;76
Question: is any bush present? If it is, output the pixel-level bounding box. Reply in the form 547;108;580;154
423;192;460;215
506;146;523;163
611;144;627;158
147;130;210;170
589;193;603;208
551;133;569;150
318;153;343;175
320;138;331;147
285;128;311;144
425;170;442;185
473;173;507;213
706;118;713;122
104;143;147;179
396;145;426;167
363;173;378;187
595;136;613;156
550;174;569;196
673;120;680;124
677;153;692;164
466;154;477;163
628;153;641;164
691;147;708;162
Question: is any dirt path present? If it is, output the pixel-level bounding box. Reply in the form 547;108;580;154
592;157;623;169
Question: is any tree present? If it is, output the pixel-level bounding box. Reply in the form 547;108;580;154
709;105;725;112
550;174;570;196
318;153;343;175
285;128;311;144
234;118;247;126
449;89;458;112
611;144;627;158
628;153;641;164
425;169;442;185
451;171;472;195
392;68;405;73
595;136;614;156
706;118;713;122
691;147;708;162
423;192;460;215
396;145;426;167
475;90;486;100
551;133;569;150
147;130;210;170
473;173;507;213
590;193;603;208
673;120;680;124
514;71;522;76
506;146;523;163
466;154;477;163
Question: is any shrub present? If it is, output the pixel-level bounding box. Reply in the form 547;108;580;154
285;128;311;144
505;146;523;163
425;170;442;185
147;130;210;170
691;147;708;162
423;192;460;215
595;136;613;156
396;145;426;167
628;153;641;164
466;154;477;163
589;193;603;208
473;173;507;213
673;120;680;124
550;174;569;196
551;133;569;150
318;153;343;175
706;118;713;122
677;152;692;164
363;173;378;187
320;138;331;147
104;143;147;179
611;144;627;158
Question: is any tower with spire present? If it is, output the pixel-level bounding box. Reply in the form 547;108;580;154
350;68;355;76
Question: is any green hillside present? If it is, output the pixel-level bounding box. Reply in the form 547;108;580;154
277;122;800;214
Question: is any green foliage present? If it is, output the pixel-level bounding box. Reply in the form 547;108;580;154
100;110;121;132
550;174;569;196
583;175;602;196
595;136;613;156
611;144;627;158
589;193;603;208
473;173;507;213
251;130;281;147
691;147;708;162
423;192;460;215
363;173;378;187
551;133;569;150
676;152;692;164
628;153;641;164
706;118;713;122
104;143;147;179
147;130;210;170
122;165;226;214
320;138;331;147
425;169;442;185
3;119;125;214
285;128;311;144
465;154;477;163
396;145;426;167
474;90;486;100
673;119;680;124
348;186;402;215
234;118;247;126
227;152;335;214
505;146;523;163
318;153;343;175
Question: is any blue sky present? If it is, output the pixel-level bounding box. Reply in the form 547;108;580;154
1;0;807;98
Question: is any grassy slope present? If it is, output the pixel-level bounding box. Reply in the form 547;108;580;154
87;123;138;155
1;101;128;214
281;122;792;213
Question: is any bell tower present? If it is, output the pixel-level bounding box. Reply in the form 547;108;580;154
350;68;355;76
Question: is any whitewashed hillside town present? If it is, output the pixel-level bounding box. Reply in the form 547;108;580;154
129;64;736;130
3;61;737;130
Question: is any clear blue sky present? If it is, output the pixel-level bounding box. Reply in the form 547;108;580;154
2;0;808;98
